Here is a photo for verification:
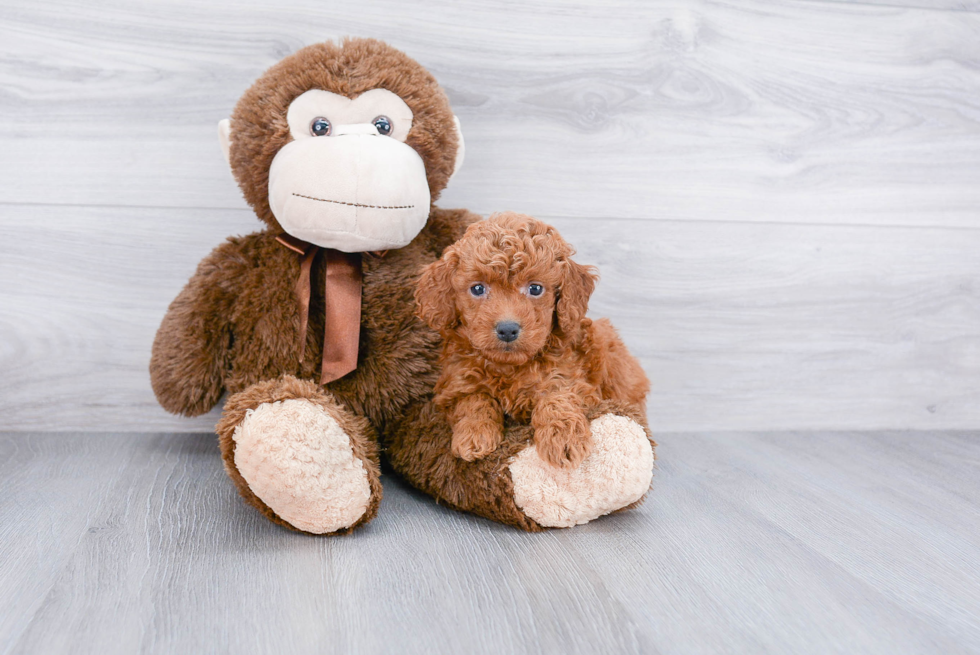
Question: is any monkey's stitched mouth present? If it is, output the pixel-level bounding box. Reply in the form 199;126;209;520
292;193;415;210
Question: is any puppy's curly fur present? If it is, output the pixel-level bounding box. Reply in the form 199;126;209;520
416;212;650;469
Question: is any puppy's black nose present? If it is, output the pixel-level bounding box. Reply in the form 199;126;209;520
495;321;521;343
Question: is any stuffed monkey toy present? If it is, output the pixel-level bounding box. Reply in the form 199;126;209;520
150;38;655;534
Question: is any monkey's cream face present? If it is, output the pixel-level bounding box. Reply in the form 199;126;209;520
271;88;430;252
220;88;464;252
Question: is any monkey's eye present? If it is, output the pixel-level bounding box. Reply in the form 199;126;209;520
372;115;392;136
528;284;544;297
310;117;332;137
470;283;486;297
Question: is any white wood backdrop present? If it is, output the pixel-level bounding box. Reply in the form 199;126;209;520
0;0;978;431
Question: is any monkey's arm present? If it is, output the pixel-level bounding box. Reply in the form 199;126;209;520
149;239;246;416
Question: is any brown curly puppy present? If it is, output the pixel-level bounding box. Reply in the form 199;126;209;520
415;212;650;469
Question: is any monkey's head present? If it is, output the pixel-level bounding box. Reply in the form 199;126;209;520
219;38;464;252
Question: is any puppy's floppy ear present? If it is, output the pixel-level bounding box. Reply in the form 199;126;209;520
556;257;598;337
415;249;460;332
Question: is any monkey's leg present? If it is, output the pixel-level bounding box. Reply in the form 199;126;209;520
216;375;382;535
385;398;655;530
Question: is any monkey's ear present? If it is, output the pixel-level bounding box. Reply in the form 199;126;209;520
218;119;232;166
415;252;460;332
556;258;598;338
448;116;465;183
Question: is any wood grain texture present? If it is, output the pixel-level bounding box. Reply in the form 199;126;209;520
1;206;978;432
1;430;977;654
0;0;979;227
827;0;980;11
0;0;979;432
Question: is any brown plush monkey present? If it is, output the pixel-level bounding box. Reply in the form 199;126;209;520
150;38;656;534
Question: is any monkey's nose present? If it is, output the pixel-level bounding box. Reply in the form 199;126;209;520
495;321;521;343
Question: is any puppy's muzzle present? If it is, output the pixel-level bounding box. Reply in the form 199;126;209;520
495;321;521;343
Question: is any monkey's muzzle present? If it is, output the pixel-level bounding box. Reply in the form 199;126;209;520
268;125;431;252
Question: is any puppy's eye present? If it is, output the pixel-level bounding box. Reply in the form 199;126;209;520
372;115;392;136
470;284;486;297
528;284;544;297
310;117;331;136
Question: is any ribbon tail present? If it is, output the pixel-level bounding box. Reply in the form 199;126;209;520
276;230;317;365
320;250;362;384
294;246;318;364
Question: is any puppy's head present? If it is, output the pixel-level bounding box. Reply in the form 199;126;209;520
415;212;597;365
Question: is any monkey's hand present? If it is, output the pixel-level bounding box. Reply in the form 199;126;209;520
150;240;243;416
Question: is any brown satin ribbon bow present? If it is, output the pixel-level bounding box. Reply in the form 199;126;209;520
276;233;363;384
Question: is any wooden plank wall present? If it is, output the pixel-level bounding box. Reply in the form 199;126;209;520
0;0;978;432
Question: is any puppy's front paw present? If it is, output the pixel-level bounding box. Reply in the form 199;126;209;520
534;413;591;469
452;422;503;462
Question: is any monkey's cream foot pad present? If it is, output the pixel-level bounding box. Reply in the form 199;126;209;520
509;414;654;528
232;399;372;533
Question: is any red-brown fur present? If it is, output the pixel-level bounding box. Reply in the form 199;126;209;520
152;39;654;533
416;212;650;469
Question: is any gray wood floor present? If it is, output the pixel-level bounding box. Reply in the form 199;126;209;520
1;430;977;655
